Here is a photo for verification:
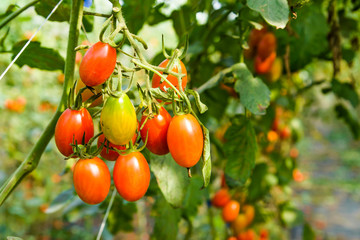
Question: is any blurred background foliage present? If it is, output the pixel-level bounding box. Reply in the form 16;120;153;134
0;0;360;239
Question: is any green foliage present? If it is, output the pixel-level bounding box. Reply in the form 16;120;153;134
151;195;181;240
122;0;156;33
330;79;359;107
334;103;360;139
233;63;270;115
224;116;257;188
150;153;189;208
12;41;65;71
247;0;289;28
35;0;71;22
303;222;316;240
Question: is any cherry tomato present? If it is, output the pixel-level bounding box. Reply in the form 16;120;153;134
167;114;203;168
55;108;94;157
242;205;255;225
260;229;269;238
113;152;150;202
244;27;267;59
254;51;276;74
140;107;172;155
231;214;248;236
73;157;110;204
279;126;291;139
79;41;117;87
257;32;277;60
152;58;187;92
97;132;137;161
100;93;137;145
211;188;231;208
222;200;240;222
227;237;237;240
76;78;103;107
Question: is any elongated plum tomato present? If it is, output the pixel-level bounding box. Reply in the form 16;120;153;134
254;51;276;74
113;152;150;201
73;157;110;204
76;78;103;107
97;132;137;161
211;188;231;208
100;93;137;145
152;59;187;92
55;108;94;157
257;32;276;60
79;41;117;87
222;200;240;222
140;107;171;155
167;114;203;168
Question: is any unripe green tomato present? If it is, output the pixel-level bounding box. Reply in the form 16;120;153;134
100;93;137;145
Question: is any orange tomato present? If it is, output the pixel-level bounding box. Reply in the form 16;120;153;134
76;78;103;107
211;188;231;208
254;51;276;74
242;205;255;225
257;33;277;60
222;200;240;222
267;130;279;142
231;214;248;235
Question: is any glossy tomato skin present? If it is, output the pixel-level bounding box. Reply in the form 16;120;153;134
222;200;240;222
55;108;94;157
140;107;172;155
167;114;203;168
76;78;103;107
73;157;110;204
79;41;117;87
97;132;137;161
113;152;150;202
100;93;137;145
152;59;187;92
211;188;231;208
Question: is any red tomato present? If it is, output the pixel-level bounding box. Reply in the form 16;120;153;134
279;126;291;139
79;41;117;87
222;200;240;222
152;59;187;92
55;108;94;157
227;237;237;240
257;32;277;60
73;157;110;204
140;107;172;155
113;152;150;201
260;229;269;238
254;51;276;74
97;132;137;161
167;114;204;168
211;188;231;208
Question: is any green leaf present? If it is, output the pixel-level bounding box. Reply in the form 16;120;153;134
303;222;316;240
45;189;74;214
183;176;204;217
247;163;271;202
150;153;190;207
247;0;289;29
187;89;208;114
224;116;257;188
233;63;270;115
150;88;180;102
122;0;156;33
12;41;65;71
171;6;195;38
331;79;359;107
288;3;329;71
104;196;137;233
201;126;211;188
151;195;181;240
0;4;18;20
335;103;360;139
35;0;71;22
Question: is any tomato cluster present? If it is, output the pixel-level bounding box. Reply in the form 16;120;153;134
54;40;206;205
245;27;282;81
211;175;269;240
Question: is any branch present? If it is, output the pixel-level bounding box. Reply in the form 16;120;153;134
83;11;111;18
0;0;83;205
0;0;40;30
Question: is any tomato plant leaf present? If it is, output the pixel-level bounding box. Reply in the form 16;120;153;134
122;0;156;33
224;116;257;188
150;153;190;208
303;222;316;240
35;0;71;22
182;176;204;217
331;79;359;107
187;89;208;114
334;103;360;139
12;41;65;71
233;63;270;115
151;195;181;240
247;163;271;202
279;203;304;227
247;0;289;29
201;126;211;188
45;189;75;214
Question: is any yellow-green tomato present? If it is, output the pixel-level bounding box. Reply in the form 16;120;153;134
100;93;137;145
